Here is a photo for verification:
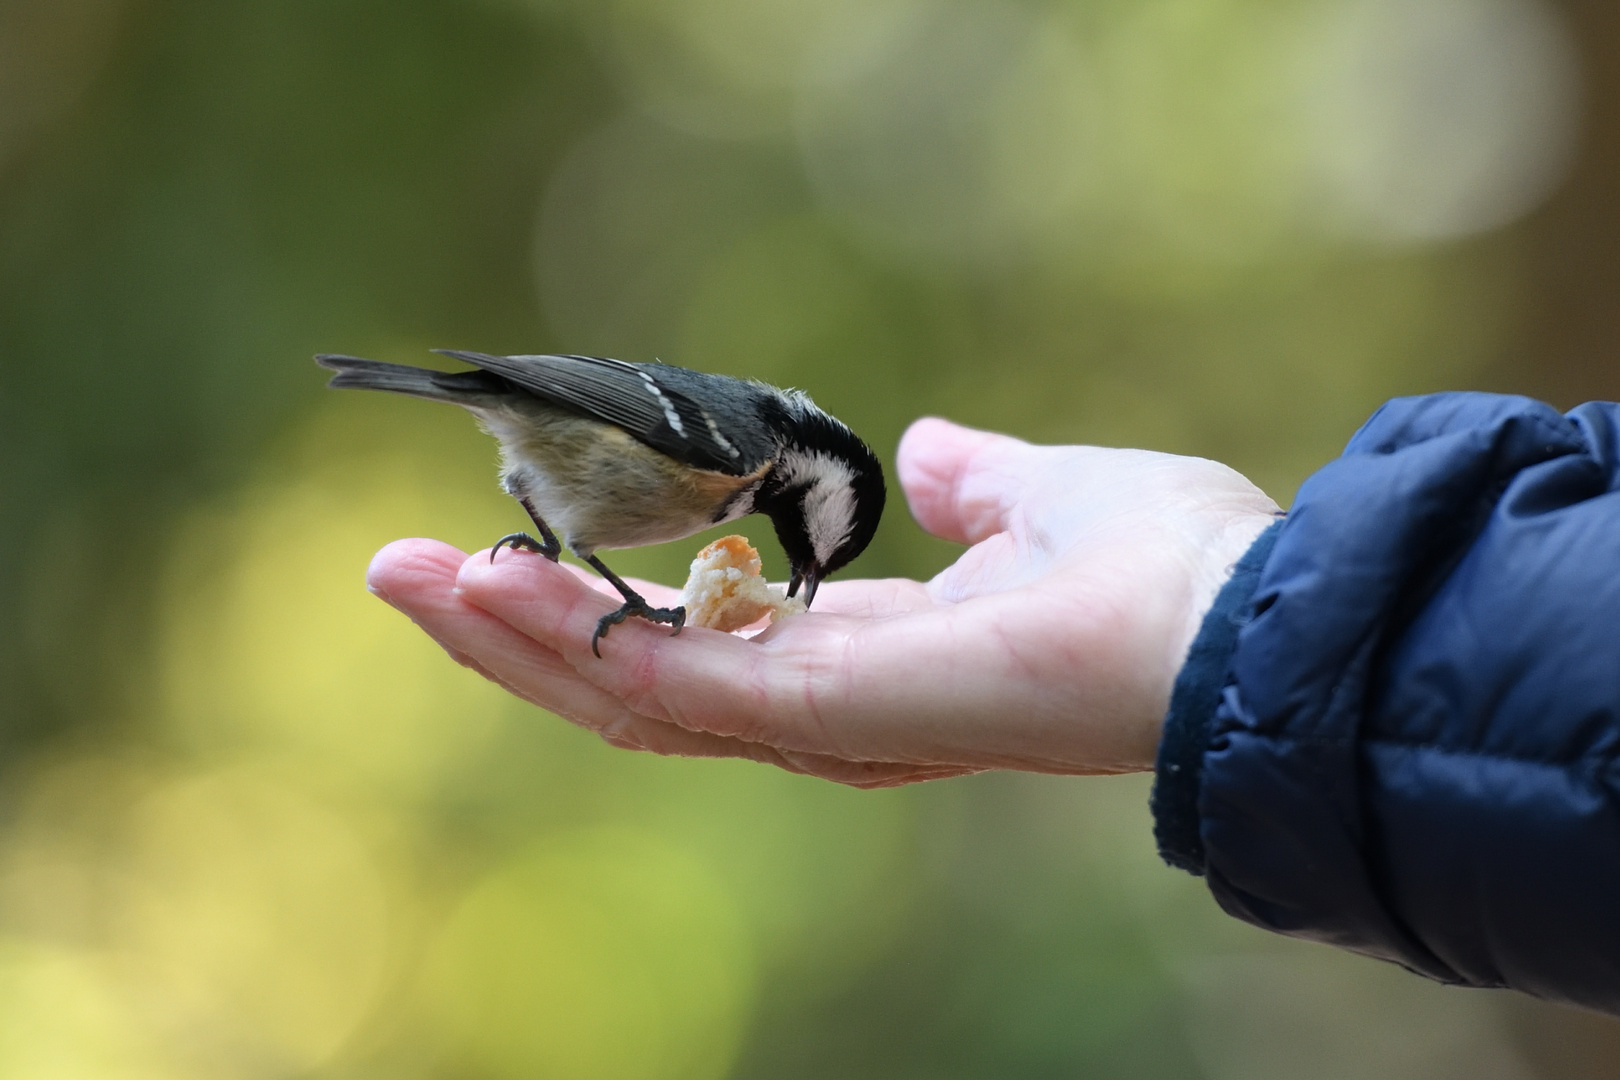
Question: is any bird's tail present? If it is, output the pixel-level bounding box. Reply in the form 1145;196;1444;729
315;354;507;405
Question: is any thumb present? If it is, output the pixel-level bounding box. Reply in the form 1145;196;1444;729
896;417;1034;545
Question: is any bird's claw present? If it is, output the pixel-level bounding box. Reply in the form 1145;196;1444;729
592;602;686;658
491;531;561;563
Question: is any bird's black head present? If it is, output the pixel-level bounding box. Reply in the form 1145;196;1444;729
752;394;886;607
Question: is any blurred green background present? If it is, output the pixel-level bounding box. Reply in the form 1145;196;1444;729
2;0;1619;1076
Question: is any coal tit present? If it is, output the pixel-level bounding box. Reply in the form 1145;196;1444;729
316;350;886;655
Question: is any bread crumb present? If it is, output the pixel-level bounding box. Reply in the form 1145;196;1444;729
680;535;806;632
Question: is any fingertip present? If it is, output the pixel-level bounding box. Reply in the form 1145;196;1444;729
896;417;977;479
897;418;1013;543
455;548;612;641
366;538;468;599
456;545;543;592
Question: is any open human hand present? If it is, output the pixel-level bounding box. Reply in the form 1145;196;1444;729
367;418;1280;788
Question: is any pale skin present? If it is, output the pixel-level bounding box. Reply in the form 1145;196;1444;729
367;417;1282;789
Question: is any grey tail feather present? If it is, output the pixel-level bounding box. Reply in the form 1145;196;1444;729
431;348;505;367
314;354;507;404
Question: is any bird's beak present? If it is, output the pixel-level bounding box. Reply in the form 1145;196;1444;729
802;563;823;608
788;563;824;608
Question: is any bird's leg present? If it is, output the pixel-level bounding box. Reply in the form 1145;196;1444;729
584;554;685;658
492;497;563;563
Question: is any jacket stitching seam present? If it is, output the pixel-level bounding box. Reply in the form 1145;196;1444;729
1233;729;1615;774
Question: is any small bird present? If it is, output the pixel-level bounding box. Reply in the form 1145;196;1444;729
316;350;886;655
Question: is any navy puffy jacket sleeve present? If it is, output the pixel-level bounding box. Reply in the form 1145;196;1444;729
1151;392;1620;1014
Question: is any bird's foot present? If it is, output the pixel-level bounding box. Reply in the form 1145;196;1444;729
592;600;686;658
491;531;562;563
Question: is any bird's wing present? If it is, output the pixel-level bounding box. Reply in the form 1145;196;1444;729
434;350;762;475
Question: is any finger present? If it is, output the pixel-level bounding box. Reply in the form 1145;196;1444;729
480;548;690;607
774;752;985;788
374;544;984;781
370;539;631;719
804;576;937;618
596;731;974;788
552;561;931;618
589;709;825;772
457;550;1038;765
474;545;938;632
370;540;721;750
368;537;470;609
456;551;767;728
897;417;1037;545
455;551;817;745
541;553;935;619
464;547;1157;772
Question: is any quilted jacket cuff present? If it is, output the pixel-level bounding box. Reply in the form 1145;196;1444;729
1150;518;1284;875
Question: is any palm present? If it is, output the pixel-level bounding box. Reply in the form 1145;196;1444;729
369;419;1279;787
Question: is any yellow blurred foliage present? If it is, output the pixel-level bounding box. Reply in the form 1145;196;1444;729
425;826;752;1080
0;759;388;1078
158;392;516;796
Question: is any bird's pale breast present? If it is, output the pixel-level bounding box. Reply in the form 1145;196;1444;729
473;401;768;556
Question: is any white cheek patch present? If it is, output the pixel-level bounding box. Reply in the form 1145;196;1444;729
806;482;858;566
778;449;859;565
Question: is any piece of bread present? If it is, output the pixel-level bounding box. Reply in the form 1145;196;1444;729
679;535;806;633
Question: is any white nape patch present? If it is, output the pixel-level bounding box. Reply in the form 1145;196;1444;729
779;389;822;422
776;448;859;565
702;411;742;459
639;372;684;435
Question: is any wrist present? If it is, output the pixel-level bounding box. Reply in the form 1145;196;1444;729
1151;516;1285;873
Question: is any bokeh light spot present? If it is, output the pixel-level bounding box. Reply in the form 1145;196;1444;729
158;392;516;796
0;937;183;1080
1300;0;1579;243
425;826;753;1080
107;767;390;1075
